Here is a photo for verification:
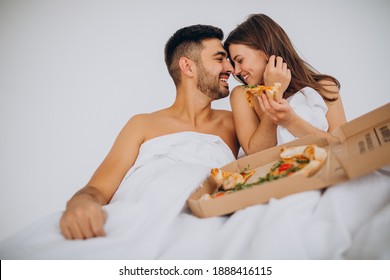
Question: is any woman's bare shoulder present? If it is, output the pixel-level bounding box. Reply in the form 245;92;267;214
230;85;249;105
230;84;245;95
318;79;340;99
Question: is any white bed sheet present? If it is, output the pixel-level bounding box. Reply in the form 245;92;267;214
0;132;389;259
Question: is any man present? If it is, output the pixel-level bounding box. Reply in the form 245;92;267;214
59;24;239;240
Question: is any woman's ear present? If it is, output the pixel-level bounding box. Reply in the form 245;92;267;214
179;57;196;78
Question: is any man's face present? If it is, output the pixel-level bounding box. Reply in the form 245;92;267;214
196;39;233;100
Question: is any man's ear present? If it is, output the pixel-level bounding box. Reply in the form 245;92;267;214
179;57;196;78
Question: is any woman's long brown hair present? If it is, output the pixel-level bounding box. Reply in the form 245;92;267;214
224;14;339;101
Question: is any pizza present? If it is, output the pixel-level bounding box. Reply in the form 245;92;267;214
200;168;256;199
277;144;327;177
200;144;327;200
244;82;282;107
210;167;256;191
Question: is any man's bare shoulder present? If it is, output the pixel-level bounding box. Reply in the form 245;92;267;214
126;109;168;125
121;112;160;137
121;109;174;142
125;113;149;127
212;108;233;119
212;109;235;131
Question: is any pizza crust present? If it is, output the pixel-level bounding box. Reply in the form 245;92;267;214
293;159;323;177
280;144;327;162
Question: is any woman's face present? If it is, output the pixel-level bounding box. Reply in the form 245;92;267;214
228;44;268;85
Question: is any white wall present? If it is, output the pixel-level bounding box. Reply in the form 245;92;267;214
1;0;389;241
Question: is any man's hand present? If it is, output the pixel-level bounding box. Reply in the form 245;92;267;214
263;55;291;95
60;195;107;240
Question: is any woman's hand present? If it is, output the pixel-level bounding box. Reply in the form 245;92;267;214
257;94;298;128
263;55;291;95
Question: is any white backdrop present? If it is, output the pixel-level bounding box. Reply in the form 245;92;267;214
0;0;389;241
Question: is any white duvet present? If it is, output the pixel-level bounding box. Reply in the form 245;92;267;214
277;87;329;145
0;132;389;259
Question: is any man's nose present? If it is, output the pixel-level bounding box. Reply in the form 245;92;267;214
223;59;234;73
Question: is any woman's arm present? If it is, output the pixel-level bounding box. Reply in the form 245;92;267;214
258;83;347;143
59;115;146;240
322;84;347;133
230;86;277;155
230;56;292;155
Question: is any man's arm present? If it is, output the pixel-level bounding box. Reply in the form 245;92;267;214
59;115;146;240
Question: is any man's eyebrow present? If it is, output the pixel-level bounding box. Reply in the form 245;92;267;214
213;51;227;57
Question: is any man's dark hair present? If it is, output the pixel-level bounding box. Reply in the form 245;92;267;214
164;24;223;86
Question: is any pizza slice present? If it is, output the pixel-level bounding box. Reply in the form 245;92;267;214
210;167;256;191
244;82;282;107
264;144;327;180
278;144;327;177
201;144;327;200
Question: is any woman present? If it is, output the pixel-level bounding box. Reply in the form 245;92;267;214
224;14;346;155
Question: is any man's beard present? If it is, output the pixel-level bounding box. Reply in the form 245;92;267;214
196;63;229;100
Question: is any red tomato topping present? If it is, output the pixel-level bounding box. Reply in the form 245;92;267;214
278;163;293;172
214;192;225;198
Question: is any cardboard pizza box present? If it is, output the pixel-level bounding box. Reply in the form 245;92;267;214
187;102;390;218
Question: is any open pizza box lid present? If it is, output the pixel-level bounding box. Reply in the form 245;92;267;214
331;102;390;179
188;102;390;218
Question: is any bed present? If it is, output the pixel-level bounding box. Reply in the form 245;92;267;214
0;131;389;260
